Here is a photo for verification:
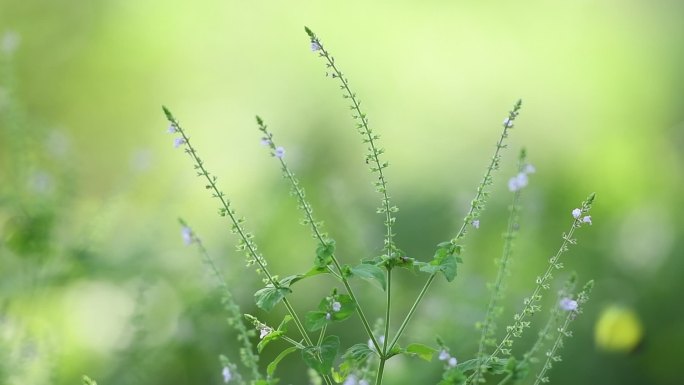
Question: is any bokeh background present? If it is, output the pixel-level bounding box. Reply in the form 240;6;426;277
1;1;683;384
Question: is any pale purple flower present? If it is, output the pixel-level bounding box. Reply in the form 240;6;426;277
503;117;514;128
448;357;458;367
343;375;358;385
174;137;186;148
167;123;177;134
274;146;285;159
572;208;582;219
311;41;321;51
438;350;450;361
523;163;536;174
472;219;480;229
222;366;232;383
559;297;578;311
332;301;342;312
325;312;331;320
260;137;270;146
582;216;592;225
181;226;193;245
508;172;528;192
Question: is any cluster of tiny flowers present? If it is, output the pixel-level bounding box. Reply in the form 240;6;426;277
222;366;232;383
508;163;535;192
559;297;578;311
438;349;458;368
571;208;592;225
181;226;193;245
503;117;514;129
166;123;186;148
326;300;342;320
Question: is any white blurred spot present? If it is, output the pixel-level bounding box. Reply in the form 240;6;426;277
613;205;674;275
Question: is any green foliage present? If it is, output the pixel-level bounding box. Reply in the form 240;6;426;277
161;28;597;385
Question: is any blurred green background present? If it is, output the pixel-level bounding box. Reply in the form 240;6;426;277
1;1;683;384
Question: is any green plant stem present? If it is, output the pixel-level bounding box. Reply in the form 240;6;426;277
271;150;381;352
387;274;436;352
164;108;314;348
375;357;387;385
383;268;392;356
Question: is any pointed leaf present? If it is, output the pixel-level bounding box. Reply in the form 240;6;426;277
254;286;291;311
267;346;298;377
350;263;387;290
302;335;340;376
405;343;438;361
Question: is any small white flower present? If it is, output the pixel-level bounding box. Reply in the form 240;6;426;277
311;41;322;51
559;297;578;311
326;312;331;320
523;163;536;174
472;219;480;229
343;375;358;385
181;226;193;245
167;123;177;133
222;366;232;383
259;327;272;339
582;216;592;225
572;208;582;219
174;137;186;148
503;117;514;128
274;146;285;159
332;301;342;312
260;137;271;146
448;357;458;367
438;350;450;361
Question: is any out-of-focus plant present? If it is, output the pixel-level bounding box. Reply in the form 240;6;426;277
162;27;596;385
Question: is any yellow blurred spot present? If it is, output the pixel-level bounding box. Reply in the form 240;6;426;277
595;305;643;352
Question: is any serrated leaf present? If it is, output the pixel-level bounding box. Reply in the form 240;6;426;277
405;343;437;361
342;343;374;363
350;263;386;291
315;240;336;267
305;311;329;332
267;346;298;377
302;335;340;376
255;286;292;311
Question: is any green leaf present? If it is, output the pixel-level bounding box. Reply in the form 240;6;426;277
305;311;329;332
255;286;292;311
267;346;299;377
278;267;328;288
315;239;336;267
257;330;284;353
302;335;340;376
277;315;293;332
350;263;387;291
342;343;374;363
418;243;461;282
405;343;438;361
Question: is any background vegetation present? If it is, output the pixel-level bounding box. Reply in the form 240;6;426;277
1;1;683;384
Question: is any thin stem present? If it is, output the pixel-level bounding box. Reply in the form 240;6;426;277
383;268;392;356
471;151;527;384
387;274;436;352
257;118;382;352
306;29;397;260
375;358;387;385
163;108;314;348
